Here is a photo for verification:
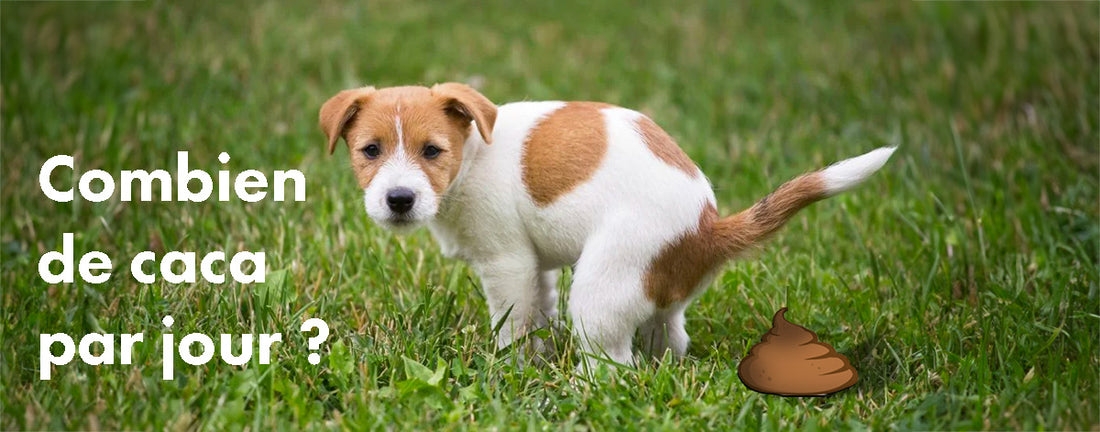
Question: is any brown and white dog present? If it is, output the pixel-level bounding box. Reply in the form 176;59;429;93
320;83;894;368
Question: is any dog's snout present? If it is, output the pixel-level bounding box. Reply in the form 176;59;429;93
386;187;416;214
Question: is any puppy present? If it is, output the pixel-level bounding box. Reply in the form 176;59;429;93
320;83;895;367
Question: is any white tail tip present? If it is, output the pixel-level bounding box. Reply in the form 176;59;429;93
821;147;897;194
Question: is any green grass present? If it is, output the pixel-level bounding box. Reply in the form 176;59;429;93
2;1;1098;430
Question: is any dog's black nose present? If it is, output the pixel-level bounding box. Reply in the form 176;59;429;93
386;187;416;214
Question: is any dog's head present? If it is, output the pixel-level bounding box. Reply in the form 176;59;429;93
320;83;496;230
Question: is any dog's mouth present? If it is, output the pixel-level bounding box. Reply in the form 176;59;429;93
378;214;426;232
388;216;414;226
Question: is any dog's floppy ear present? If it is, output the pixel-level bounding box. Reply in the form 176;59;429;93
320;86;376;155
431;82;497;144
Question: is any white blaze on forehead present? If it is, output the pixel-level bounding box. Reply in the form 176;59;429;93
360;103;439;227
395;104;405;150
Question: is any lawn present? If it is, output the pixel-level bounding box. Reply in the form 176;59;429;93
2;1;1098;430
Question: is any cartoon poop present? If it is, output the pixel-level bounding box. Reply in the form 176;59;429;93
737;307;858;396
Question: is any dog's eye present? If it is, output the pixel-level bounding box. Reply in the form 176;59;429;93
422;143;443;160
362;143;381;159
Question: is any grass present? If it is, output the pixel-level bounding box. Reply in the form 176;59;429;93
2;1;1098;430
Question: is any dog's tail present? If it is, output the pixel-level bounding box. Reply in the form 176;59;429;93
710;147;897;257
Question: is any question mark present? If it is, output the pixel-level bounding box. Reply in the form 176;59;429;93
300;318;330;365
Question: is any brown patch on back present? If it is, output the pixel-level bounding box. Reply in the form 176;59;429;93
636;116;698;177
643;173;828;308
522;102;612;206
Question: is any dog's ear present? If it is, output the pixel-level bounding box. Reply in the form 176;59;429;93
320;86;376;155
431;82;497;144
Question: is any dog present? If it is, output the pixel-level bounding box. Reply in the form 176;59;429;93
320;82;895;367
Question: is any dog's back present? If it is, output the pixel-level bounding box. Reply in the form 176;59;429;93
460;101;717;270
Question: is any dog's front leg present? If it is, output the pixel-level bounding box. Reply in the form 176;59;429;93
472;253;547;358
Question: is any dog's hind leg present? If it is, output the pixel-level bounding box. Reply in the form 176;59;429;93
639;305;689;359
568;236;656;370
638;273;716;360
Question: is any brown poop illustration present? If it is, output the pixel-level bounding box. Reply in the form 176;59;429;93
738;307;858;396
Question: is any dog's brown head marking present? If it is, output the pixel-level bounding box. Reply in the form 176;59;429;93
320;83;497;227
319;83;497;194
431;82;497;146
320;86;377;156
